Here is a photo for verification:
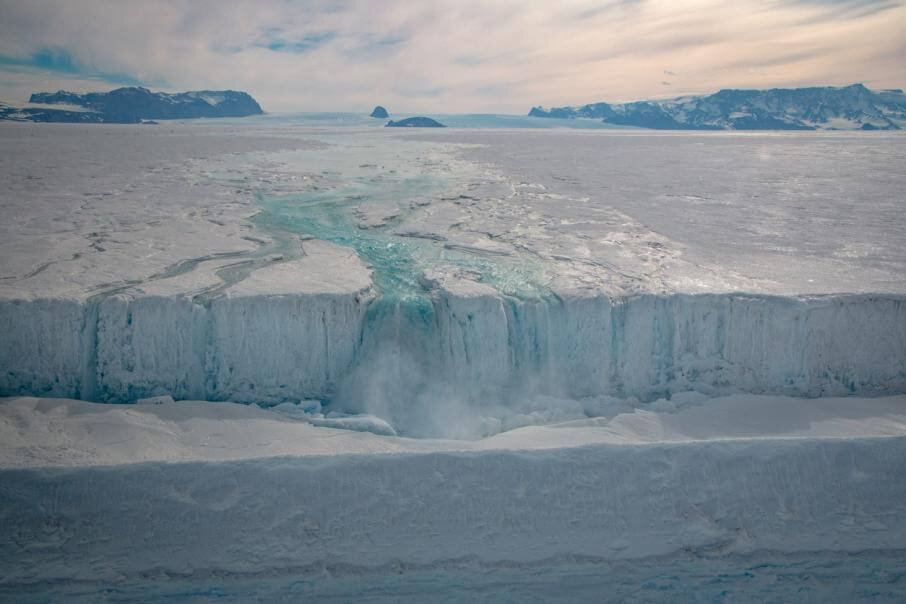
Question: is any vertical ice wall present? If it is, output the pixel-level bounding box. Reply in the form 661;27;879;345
332;287;906;434
0;298;88;399
3;286;903;436
205;292;376;403
98;295;209;401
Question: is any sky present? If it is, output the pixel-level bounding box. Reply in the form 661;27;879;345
0;0;903;114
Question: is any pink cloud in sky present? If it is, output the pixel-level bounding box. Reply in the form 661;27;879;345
0;0;903;113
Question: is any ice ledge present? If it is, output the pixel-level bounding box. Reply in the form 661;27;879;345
1;288;904;432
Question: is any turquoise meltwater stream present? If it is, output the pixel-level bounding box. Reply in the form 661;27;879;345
250;136;551;306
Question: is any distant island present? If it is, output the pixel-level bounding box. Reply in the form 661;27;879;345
386;116;446;128
370;105;389;118
529;84;906;130
0;86;263;123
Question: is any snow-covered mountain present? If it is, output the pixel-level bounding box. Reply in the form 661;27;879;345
529;83;906;130
0;86;263;123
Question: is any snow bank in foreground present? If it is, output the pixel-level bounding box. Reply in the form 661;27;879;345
2;396;904;595
3;395;905;467
1;402;904;588
1;291;904;437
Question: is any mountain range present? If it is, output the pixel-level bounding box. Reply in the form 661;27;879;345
529;84;906;130
0;87;263;123
3;83;904;129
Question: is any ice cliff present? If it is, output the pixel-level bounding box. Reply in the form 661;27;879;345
2;280;904;437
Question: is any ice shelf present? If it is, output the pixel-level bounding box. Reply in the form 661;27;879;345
1;123;905;438
2;119;906;601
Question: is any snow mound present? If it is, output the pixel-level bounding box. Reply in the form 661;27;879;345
2;395;905;596
3;394;905;468
309;413;397;436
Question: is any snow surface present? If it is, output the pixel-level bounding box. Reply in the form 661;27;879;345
0;122;321;300
1;395;906;599
3;124;903;300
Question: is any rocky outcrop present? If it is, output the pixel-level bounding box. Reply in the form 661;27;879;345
529;84;906;130
1;87;263;123
385;116;446;128
370;105;389;118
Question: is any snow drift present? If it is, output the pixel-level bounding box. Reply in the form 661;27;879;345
3;394;906;598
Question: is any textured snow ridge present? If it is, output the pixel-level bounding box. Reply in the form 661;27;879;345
1;436;904;587
1;291;904;428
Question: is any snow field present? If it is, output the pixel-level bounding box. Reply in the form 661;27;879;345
1;422;904;587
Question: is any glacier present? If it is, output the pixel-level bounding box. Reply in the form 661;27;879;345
1;119;906;599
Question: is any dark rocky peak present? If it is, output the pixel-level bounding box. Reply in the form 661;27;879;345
14;87;263;123
385;116;446;127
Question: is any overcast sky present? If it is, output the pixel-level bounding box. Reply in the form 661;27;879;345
0;0;903;113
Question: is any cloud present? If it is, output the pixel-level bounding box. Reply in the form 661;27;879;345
0;0;903;112
0;46;149;86
565;0;647;21
790;0;900;24
255;32;337;54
